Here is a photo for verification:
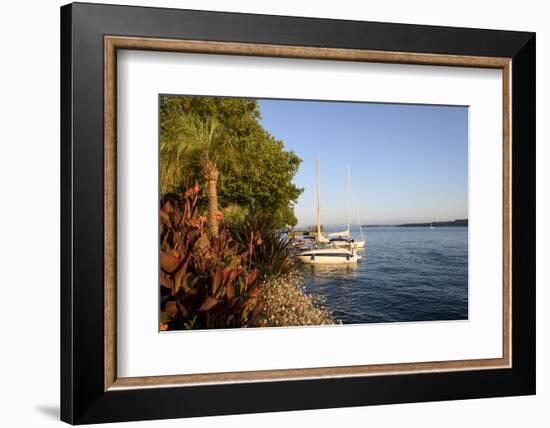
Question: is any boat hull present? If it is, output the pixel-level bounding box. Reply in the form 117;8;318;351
297;254;360;264
297;248;362;265
327;230;350;237
352;240;366;248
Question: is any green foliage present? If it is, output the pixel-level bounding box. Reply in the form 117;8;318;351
160;96;303;227
159;114;229;195
219;136;302;227
229;213;297;281
221;204;249;225
160;186;263;330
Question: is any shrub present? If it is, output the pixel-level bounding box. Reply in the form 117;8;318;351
228;213;297;280
159;185;262;330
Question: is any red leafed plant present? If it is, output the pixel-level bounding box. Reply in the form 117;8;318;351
160;185;263;330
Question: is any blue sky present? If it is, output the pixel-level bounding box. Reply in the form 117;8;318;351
258;99;468;226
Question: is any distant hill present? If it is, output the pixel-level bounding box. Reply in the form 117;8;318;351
363;219;468;227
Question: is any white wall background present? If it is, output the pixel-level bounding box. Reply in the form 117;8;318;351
0;0;546;427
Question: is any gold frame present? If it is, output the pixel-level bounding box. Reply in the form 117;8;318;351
104;36;512;391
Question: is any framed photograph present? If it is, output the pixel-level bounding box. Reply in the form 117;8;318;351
60;2;535;424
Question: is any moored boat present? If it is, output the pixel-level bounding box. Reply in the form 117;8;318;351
297;247;361;264
297;159;363;265
327;165;367;250
330;237;366;249
327;229;350;238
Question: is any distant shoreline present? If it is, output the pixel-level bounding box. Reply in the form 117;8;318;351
363;219;468;228
291;219;468;232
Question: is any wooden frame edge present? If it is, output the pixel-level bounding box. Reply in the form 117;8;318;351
103;35;512;391
104;37;117;390
110;357;508;390
105;35;511;68
502;61;512;368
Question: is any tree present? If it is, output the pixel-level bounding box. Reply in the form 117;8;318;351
160;116;232;236
160;96;303;228
219;136;302;226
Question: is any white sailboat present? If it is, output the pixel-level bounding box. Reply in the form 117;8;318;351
356;213;366;247
327;229;350;238
298;159;361;265
330;166;366;249
297;247;361;264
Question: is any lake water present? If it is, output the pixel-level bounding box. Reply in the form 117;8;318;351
299;226;468;324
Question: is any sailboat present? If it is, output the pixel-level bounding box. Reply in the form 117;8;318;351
430;222;434;230
356;213;366;246
327;229;350;238
329;166;366;249
297;159;361;265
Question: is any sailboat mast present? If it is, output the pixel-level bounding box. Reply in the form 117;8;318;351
347;165;351;234
317;158;321;239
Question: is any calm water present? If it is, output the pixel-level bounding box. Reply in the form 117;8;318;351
299;226;468;324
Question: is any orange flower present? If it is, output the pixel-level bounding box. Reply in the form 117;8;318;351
214;211;223;221
160;323;169;331
193;183;199;194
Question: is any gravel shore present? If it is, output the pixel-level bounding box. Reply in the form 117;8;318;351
249;272;339;327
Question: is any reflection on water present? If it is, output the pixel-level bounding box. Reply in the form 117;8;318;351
298;226;468;324
302;263;361;278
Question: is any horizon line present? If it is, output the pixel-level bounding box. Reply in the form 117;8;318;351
294;218;468;228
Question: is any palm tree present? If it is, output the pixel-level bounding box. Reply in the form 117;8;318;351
201;156;220;238
160;115;236;237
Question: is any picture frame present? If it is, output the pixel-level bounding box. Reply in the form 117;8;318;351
60;2;535;424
